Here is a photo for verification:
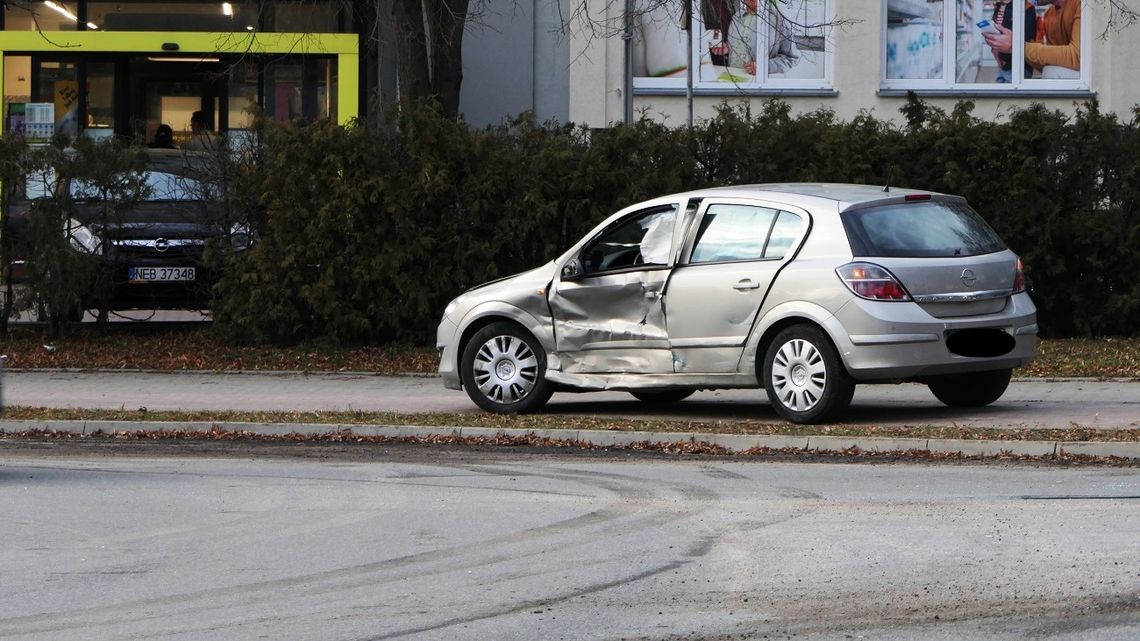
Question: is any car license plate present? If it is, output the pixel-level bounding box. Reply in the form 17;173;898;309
128;266;196;283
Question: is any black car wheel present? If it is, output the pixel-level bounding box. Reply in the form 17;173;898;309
763;325;855;424
927;368;1012;408
460;322;553;414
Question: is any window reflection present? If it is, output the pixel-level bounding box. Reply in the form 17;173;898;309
633;0;829;87
4;1;350;33
88;1;257;31
884;0;1084;86
228;62;259;130
264;58;334;123
690;205;777;263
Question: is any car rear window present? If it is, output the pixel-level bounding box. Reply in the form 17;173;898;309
841;200;1006;258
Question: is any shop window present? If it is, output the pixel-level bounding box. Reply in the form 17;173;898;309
883;0;1085;89
88;1;258;32
269;1;352;33
264;57;335;123
633;0;831;91
228;62;259;130
4;57;115;138
3;2;81;31
85;61;114;135
3;56;32;134
4;1;349;33
35;60;80;136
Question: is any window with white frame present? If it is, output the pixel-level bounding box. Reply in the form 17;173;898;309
632;0;831;90
882;0;1086;89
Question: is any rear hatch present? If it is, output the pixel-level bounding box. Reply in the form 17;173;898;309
840;197;1019;318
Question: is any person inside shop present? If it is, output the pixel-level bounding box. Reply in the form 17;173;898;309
183;111;216;150
727;0;801;77
703;0;735;67
148;124;177;149
988;0;1037;82
984;0;1080;80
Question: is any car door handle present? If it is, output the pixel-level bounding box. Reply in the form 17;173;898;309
733;279;761;291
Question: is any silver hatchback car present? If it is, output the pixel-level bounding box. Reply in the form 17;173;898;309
436;184;1037;423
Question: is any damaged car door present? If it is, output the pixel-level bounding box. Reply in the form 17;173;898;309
549;204;679;374
665;200;808;373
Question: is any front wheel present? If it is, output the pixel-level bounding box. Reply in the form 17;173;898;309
460;322;553;414
762;325;855;424
927;368;1012;408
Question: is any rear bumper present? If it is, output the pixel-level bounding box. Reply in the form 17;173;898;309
827;292;1038;381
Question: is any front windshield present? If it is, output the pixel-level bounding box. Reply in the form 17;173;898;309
70;171;206;201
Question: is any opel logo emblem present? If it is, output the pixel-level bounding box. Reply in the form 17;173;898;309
961;268;977;287
153;238;170;253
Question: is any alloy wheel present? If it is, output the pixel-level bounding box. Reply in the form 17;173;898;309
769;338;827;412
471;334;539;405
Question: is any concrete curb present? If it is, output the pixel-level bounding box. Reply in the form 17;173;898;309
2;420;1138;460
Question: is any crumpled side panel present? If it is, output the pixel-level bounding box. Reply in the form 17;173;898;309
557;347;674;374
550;271;671;374
672;347;748;374
545;370;756;391
551;274;668;350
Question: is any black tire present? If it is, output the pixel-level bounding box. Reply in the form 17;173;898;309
630;389;695;404
927;368;1012;408
460;321;553;414
762;324;855;424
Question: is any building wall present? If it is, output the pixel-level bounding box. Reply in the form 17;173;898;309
460;0;571;126
568;0;1140;127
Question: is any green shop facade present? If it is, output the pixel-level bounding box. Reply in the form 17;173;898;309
1;1;359;145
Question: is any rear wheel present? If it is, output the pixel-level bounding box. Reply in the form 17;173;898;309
927;368;1012;408
630;389;695;404
763;325;855;424
460;322;552;414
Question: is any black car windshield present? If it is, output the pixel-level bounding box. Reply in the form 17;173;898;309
841;200;1006;258
71;171;205;202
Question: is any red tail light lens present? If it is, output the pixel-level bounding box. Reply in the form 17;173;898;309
836;262;912;301
1013;257;1026;293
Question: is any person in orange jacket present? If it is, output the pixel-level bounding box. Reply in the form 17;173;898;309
984;0;1080;80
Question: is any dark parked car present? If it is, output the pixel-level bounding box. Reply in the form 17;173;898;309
6;148;251;313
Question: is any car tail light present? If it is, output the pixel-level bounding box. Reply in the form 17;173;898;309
1013;257;1026;294
836;262;912;301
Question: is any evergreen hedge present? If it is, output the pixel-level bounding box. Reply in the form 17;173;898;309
209;97;1140;345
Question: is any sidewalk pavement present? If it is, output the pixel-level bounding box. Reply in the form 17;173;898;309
0;369;1137;460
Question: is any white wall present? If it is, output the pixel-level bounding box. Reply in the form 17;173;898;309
460;0;571;126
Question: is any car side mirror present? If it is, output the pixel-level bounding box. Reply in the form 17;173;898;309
561;257;583;280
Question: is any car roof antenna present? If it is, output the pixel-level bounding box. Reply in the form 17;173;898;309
882;167;892;193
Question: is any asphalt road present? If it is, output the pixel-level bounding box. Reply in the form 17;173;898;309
1;447;1137;641
4;369;1140;430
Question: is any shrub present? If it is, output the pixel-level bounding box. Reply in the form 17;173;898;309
208;99;1140;345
